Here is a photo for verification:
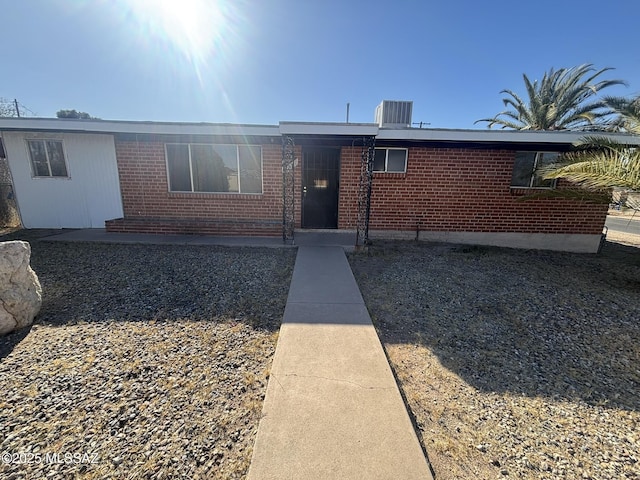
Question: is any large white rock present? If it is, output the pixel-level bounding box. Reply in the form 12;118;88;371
0;241;42;336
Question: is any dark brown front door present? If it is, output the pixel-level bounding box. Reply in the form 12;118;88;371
302;148;340;229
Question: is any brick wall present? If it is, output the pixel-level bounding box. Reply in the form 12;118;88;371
108;140;606;237
338;146;607;235
107;140;302;235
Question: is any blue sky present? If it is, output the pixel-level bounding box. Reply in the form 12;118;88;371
3;0;639;128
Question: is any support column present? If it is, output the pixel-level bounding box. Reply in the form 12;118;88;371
282;136;296;243
356;136;375;247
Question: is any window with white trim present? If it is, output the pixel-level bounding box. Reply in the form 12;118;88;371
165;143;263;194
373;148;407;173
27;140;68;177
511;151;559;188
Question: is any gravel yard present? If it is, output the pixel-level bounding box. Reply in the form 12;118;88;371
349;240;640;480
2;228;639;479
0;231;296;479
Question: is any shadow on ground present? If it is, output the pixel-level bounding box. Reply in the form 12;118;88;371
349;240;640;412
0;229;296;360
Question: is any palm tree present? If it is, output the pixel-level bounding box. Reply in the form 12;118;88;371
540;95;640;209
542;136;639;190
476;64;627;131
602;95;640;134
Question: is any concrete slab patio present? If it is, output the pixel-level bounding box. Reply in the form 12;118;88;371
247;246;433;479
39;228;358;249
39;228;288;247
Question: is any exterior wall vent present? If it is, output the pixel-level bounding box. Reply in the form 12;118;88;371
375;100;413;128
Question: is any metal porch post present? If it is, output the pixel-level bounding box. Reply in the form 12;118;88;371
282;135;295;243
356;136;375;247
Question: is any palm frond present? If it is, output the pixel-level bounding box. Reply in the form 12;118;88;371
541;143;640;191
477;64;626;131
602;95;640;134
573;136;629;150
474;115;525;129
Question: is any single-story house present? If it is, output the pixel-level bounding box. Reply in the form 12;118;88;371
1;101;637;252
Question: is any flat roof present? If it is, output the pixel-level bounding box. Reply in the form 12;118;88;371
0;117;281;137
279;122;379;136
376;126;640;145
1;117;639;146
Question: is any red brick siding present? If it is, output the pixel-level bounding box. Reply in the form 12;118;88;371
338;146;607;235
108;140;302;235
109;141;606;236
106;217;281;236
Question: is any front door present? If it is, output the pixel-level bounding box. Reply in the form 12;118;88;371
302;148;340;229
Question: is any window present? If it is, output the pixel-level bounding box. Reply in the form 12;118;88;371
373;148;407;173
166;143;263;194
511;151;559;188
27;140;68;177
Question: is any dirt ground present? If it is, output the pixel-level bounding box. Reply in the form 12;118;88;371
350;239;639;480
0;234;296;479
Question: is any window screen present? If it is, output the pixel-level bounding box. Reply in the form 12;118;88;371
238;145;263;194
373;148;407;172
166;143;262;193
27;140;68;177
511;152;536;187
511;151;558;188
387;149;407;172
166;144;191;191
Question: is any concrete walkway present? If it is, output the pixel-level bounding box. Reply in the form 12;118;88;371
36;228;433;477
247;246;433;479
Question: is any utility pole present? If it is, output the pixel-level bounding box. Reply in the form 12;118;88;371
13;99;20;117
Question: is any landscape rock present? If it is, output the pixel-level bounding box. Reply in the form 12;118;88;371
0;241;42;335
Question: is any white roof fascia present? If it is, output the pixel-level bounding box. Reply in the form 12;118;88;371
377;127;640;146
279;122;379;136
0;118;281;137
2;117;638;146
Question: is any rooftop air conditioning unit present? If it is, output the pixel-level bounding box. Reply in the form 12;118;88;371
375;100;413;127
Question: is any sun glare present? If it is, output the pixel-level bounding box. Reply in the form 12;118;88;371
121;0;231;68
